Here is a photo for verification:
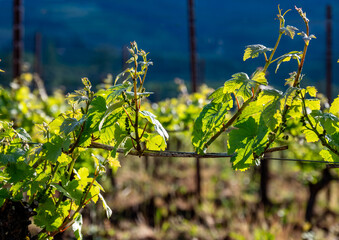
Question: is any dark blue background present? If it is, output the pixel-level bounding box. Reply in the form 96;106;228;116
0;0;338;99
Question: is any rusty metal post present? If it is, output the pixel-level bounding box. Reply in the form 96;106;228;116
188;0;201;203
326;5;332;103
325;4;333;209
188;0;198;93
13;0;24;83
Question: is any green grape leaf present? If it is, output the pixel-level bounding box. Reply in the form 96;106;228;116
49;116;64;135
240;88;282;122
44;136;71;163
63;180;83;205
280;25;298;39
306;86;317;97
230;142;254;171
208;87;230;103
79;96;107;147
16;128;32;142
72;214;83;240
66;89;89;104
243;44;273;61
121;137;134;156
192;99;232;154
228;117;269;171
89;185;100;203
99;193;112;218
329;95;339;115
98;101;123;131
75;167;90;190
275;51;302;73
140;110;169;141
57;153;73;166
146;134;166;151
107;81;131;102
297;31;316;45
6;161;34;183
107;156;121;168
262;99;282;130
51;183;76;200
0;148;27;164
60;117;85;136
115;68;132;84
320;149;339;162
303;129;319;142
305;99;320;111
251;70;267;85
223;72;257;102
34;198;59;232
311;111;339;135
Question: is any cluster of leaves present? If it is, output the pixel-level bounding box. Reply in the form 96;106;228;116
0;42;169;239
191;6;339;170
0;75;66;134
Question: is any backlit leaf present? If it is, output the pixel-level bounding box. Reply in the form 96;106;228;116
243;44;273;61
320;149;339;162
146;134;166;151
228;117;269;171
72;214;83;240
107;156;121;168
44;136;71;163
303;129;319;143
275;51;302;73
99;193;112;219
140;110;169;141
329;96;339;115
306;86;317;97
280;25;298;39
223;72;256;102
305;99;320;111
192;99;232;154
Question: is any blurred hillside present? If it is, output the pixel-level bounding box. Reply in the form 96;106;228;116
0;0;338;99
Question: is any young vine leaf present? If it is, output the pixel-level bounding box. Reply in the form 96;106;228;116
243;44;273;61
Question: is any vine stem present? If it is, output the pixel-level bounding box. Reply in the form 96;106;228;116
203;12;285;150
132;51;142;154
263;7;311;154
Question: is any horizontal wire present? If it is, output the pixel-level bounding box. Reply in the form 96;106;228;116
264;157;339;165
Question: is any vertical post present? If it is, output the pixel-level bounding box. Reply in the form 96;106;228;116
13;0;23;83
326;5;332;103
260;156;271;206
325;5;332;207
188;0;201;203
188;0;198;92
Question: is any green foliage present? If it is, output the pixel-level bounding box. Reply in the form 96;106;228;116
191;6;339;171
0;42;168;238
0;6;339;239
243;44;273;61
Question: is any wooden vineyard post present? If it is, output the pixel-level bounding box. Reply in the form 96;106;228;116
188;0;201;203
325;4;333;209
326;5;332;103
13;0;24;83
